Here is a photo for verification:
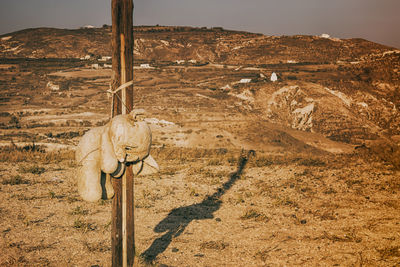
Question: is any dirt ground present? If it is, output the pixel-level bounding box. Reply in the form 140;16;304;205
1;147;400;266
1;60;400;266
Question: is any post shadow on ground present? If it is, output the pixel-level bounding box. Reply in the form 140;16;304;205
141;150;255;262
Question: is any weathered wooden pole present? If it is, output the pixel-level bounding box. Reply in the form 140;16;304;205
111;0;135;266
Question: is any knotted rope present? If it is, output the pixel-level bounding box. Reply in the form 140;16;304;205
77;80;133;167
107;80;134;117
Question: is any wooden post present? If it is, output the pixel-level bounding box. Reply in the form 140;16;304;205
111;0;134;266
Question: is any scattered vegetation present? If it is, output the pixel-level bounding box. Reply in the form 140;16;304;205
251;155;274;167
48;191;56;199
0;144;74;163
272;196;298;208
18;165;45;175
367;140;400;170
248;153;329;168
298;157;326;167
321;231;362;243
73;218;97;232
200;241;229;250
2;175;29;185
377;246;400;259
152;146;238;164
255;248;276;262
46;131;82;139
240;209;269;222
70;206;89;216
8;115;20;128
84;240;110;253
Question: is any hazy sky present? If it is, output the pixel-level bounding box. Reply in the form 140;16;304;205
0;0;399;48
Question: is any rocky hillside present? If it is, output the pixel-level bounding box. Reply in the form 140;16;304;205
1;26;399;145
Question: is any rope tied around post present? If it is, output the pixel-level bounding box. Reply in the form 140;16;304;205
108;80;134;117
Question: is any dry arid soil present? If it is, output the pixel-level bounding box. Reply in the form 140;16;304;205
0;26;400;266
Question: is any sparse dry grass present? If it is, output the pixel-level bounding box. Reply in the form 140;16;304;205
151;146;238;165
377;246;400;259
0;144;74;164
18;165;45;175
1;144;399;266
200;240;229;250
2;175;30;185
367;140;400;170
73;218;97;232
248;153;329;168
84;240;111;253
70;205;89;216
0;144;399;266
240;209;269;222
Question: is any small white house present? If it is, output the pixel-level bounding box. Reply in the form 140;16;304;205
99;56;112;61
176;60;185;64
80;55;91;60
47;81;60;91
321;33;330;39
270;72;278;82
239;78;252;84
140;64;153;69
91;64;100;69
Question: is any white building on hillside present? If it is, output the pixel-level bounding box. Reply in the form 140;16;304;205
271;72;278;82
139;64;154;69
99;56;112;61
47;81;60;91
239;78;252;84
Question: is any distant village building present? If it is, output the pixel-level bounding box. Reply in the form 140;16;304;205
321;33;330;39
99;56;112;61
239;78;252;84
47;81;60;91
160;40;170;46
176;60;185;64
82;25;95;29
91;63;100;69
220;84;232;91
270;72;278;82
80;55;91;60
139;63;153;69
103;64;112;69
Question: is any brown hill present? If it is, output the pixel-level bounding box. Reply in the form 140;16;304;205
0;26;399;147
0;26;394;63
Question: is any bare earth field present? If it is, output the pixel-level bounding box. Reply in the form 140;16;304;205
1;55;400;266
